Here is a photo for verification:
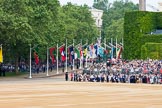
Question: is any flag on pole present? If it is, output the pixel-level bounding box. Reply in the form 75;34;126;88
68;47;70;61
116;47;120;59
89;44;94;58
111;47;114;59
69;46;74;61
59;46;66;62
104;49;109;54
94;44;98;56
97;38;101;46
98;47;104;57
49;47;56;64
117;46;123;59
0;45;3;63
83;46;87;58
89;44;97;58
33;47;39;65
86;46;90;58
74;47;80;59
79;45;83;59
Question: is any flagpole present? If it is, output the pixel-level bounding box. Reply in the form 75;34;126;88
104;43;111;49
111;38;113;59
104;38;106;62
90;43;93;65
79;39;82;69
85;54;88;67
57;43;59;74
65;39;67;72
85;40;88;68
122;37;124;49
92;38;94;65
29;44;32;79
46;46;49;76
122;37;124;59
116;38;117;59
105;38;106;50
73;39;75;70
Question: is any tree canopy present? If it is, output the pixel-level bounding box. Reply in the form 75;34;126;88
93;0;139;42
0;0;99;73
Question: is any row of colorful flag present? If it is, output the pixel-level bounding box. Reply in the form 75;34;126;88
33;42;123;65
0;38;123;65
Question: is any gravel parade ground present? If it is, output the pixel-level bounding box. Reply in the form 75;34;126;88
0;76;162;108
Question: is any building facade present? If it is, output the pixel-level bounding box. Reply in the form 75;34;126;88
158;2;162;11
139;0;146;11
89;8;103;28
89;8;103;37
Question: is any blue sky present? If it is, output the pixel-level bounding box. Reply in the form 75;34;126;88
59;0;161;11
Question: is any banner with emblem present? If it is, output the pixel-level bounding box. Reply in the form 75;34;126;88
59;46;66;62
69;46;74;61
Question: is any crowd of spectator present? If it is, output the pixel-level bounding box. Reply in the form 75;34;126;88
0;60;78;76
68;59;162;84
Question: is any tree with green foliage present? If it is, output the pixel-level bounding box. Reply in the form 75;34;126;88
93;0;110;11
0;0;99;73
61;3;99;44
0;0;60;73
93;0;138;41
124;11;162;60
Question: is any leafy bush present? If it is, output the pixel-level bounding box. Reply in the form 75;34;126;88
141;43;162;59
124;11;162;59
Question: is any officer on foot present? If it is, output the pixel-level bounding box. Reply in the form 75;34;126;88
65;72;68;81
